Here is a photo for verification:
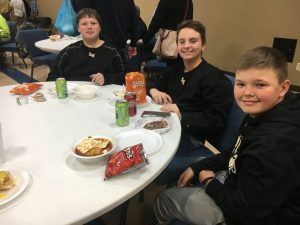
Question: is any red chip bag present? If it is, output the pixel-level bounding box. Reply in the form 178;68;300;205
9;83;43;95
104;143;149;180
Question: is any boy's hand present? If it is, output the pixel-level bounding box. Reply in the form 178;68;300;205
150;88;172;104
160;103;181;119
177;167;194;187
90;73;105;85
199;170;215;185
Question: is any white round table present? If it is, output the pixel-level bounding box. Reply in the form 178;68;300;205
0;82;181;225
35;37;81;54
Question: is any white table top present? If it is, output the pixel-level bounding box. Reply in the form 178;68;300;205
35;37;81;54
0;82;181;225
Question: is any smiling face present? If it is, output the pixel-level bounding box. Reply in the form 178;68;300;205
177;28;205;62
234;68;290;117
77;16;101;41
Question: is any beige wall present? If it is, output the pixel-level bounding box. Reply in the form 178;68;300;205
36;0;60;19
37;0;300;85
196;0;300;86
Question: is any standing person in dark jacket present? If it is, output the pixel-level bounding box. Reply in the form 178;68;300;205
147;20;233;184
73;0;139;70
150;46;300;225
141;0;193;66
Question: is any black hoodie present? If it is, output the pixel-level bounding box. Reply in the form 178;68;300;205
191;92;300;225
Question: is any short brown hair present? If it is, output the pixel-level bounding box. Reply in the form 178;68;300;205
236;46;288;83
76;8;101;26
176;20;206;44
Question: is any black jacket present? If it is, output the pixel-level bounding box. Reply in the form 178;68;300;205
191;92;300;225
74;0;138;49
146;59;233;139
143;0;193;44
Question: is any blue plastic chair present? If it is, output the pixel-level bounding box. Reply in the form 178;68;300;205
17;29;57;81
0;22;27;68
206;74;245;152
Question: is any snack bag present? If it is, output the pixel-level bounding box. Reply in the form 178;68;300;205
125;72;146;104
104;143;149;180
9;83;43;95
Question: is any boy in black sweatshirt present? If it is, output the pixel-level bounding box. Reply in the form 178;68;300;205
151;46;300;225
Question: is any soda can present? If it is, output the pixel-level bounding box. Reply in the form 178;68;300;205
115;99;129;127
124;91;137;117
55;77;68;99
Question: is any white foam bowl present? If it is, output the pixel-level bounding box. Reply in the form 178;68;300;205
71;135;116;163
73;85;98;99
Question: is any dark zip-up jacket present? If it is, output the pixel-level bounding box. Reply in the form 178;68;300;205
143;0;193;44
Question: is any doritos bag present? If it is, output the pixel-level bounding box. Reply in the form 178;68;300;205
9;83;43;95
104;144;149;180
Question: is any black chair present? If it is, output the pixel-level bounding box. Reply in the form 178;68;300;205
0;21;27;68
143;58;167;77
18;29;57;81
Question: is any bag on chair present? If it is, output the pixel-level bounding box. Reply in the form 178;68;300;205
54;0;77;36
152;0;190;59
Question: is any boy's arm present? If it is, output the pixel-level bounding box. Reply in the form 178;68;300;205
205;141;300;224
190;150;231;174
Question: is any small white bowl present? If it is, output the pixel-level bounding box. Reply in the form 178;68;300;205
49;34;61;41
71;135;116;164
73;85;98;99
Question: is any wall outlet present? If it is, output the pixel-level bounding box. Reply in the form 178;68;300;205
296;63;300;71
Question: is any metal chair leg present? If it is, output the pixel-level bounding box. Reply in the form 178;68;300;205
21;57;28;69
16;51;28;69
11;52;15;66
139;190;144;202
119;200;130;225
31;65;34;82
